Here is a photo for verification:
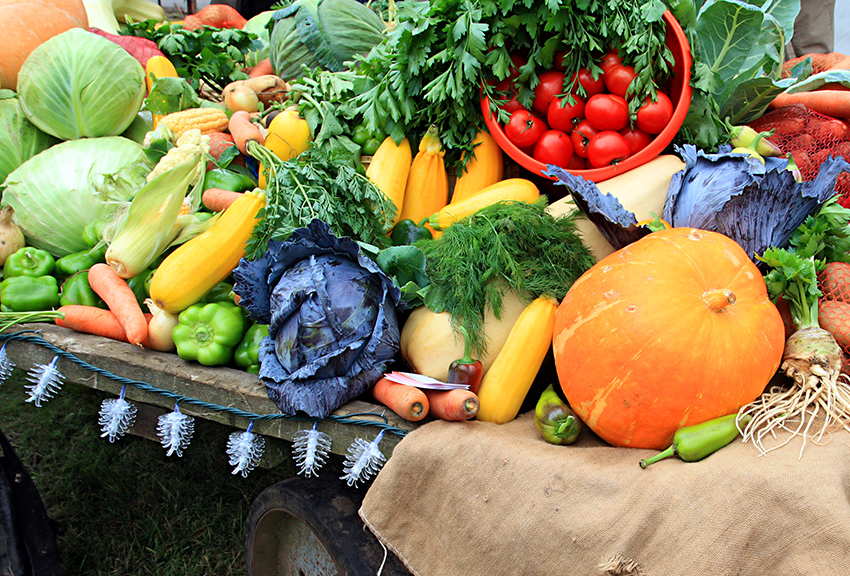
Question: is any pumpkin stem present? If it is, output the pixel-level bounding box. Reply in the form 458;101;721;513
702;289;736;312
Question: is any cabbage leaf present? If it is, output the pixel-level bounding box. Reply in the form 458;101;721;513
0;90;59;185
1;137;150;257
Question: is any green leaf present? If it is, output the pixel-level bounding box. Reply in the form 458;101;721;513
143;77;202;116
719;76;796;124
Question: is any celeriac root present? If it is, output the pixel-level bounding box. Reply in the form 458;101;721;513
738;326;850;458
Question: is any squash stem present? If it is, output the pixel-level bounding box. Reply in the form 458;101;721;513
702;288;736;312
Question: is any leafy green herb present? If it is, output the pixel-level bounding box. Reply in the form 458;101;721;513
245;145;395;260
353;0;672;170
143;76;202;117
418;198;595;356
124;21;263;93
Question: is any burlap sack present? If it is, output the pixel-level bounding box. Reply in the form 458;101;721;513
360;411;850;576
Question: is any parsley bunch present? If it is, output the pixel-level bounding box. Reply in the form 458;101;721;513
245;146;395;260
124;21;263;92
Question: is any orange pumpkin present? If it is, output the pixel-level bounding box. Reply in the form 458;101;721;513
0;0;89;90
552;227;785;450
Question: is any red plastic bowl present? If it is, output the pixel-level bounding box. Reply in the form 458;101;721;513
481;10;693;183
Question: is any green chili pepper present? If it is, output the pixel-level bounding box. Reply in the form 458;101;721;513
0;275;60;312
203;167;257;192
54;246;107;279
234;322;269;374
447;326;483;394
3;247;55;278
172;301;246;366
639;413;751;468
59;272;106;308
390;219;433;246
534;384;582;445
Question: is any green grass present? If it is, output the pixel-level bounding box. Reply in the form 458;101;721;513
0;368;343;576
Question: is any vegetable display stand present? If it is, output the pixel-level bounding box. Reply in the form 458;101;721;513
0;324;417;460
245;475;411;576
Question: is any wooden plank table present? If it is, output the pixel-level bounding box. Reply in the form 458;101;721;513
1;324;417;465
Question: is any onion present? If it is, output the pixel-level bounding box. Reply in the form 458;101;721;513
0;206;26;265
144;298;179;352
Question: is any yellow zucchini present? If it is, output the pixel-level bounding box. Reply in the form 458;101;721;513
145;55;178;94
149;189;266;313
546;154;685;261
398;125;448;230
366;136;412;226
450;129;504;204
475;296;559;424
428;178;539;230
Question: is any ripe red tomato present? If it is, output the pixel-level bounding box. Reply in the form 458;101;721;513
587;131;631;168
532;130;574;167
619;126;653;155
599;51;622;74
635;92;674;134
567;155;587;170
532;70;566;115
570;67;606;98
508;54;528;80
505;109;547;148
571;120;598;159
584;94;629;131
495;79;524;114
547;95;585;133
603;63;637;97
553;50;569;72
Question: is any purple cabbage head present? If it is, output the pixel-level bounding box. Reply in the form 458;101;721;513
233;219;402;418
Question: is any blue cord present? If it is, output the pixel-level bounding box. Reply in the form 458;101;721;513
0;330;409;439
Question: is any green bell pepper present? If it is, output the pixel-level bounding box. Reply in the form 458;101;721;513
203;167;257;192
127;270;150;308
59;272;106;308
55;246;107;279
3;247;55;278
172;301;246;366
82;220;106;249
200;281;234;304
533;384;581;445
0;275;60;312
234;322;269;374
390;219;433;246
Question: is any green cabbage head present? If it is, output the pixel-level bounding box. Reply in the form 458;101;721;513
1;137;150;257
17;28;146;141
0;90;59;185
269;0;386;81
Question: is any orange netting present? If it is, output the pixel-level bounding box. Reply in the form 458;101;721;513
817;263;850;373
782;52;848;77
747;103;850;207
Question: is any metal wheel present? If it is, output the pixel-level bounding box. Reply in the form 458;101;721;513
245;475;410;576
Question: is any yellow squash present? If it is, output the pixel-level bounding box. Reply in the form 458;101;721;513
398;125;448;231
450;130;504;204
476;296;559;424
366;136;412;226
259;108;311;188
144;55;178;94
149;189;266;313
428;178;539;230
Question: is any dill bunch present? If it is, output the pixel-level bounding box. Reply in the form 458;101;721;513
419;198;595;356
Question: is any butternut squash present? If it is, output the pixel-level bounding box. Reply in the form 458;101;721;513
428;178;539;230
1;0;89;90
400;289;528;381
366;136;412;226
546;154;685;261
398;125;448;232
259;108;311;188
149;189;266;313
475;296;559;424
450;130;504;204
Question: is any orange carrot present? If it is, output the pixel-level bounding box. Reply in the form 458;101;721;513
228;110;264;155
202;187;244;212
371;377;430;422
423;389;480;421
56;305;129;341
769;90;850;120
87;264;149;347
248;58;274;78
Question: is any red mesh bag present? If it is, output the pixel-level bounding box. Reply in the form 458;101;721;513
747;103;850;207
782;52;849;78
817;262;850;374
